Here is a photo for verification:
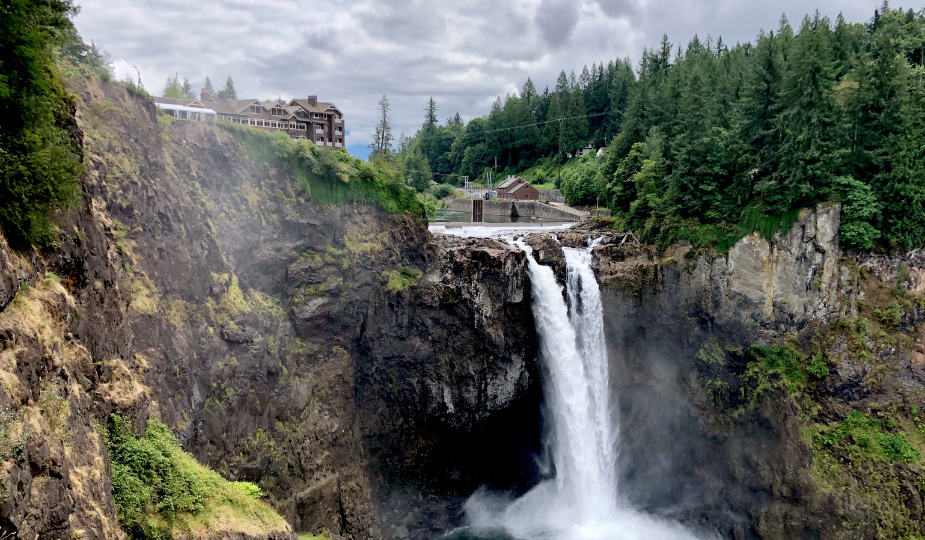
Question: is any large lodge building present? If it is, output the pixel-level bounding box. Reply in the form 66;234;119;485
154;90;345;148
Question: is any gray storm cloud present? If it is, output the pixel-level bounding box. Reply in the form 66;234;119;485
534;0;582;48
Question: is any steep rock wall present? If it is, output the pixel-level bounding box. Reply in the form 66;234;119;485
564;207;925;540
0;72;541;540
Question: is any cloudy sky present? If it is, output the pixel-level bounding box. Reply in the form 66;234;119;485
74;0;883;159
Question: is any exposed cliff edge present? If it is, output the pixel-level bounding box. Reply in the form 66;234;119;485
0;72;540;540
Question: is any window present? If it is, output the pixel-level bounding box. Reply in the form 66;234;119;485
271;107;285;116
296;111;307;119
301;123;307;130
312;113;320;118
317;138;324;144
270;121;278;128
250;105;261;113
249;118;256;126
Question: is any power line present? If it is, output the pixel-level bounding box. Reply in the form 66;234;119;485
408;111;610;143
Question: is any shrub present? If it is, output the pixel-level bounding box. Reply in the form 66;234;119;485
383;267;421;293
232;481;265;499
220;126;428;217
560;154;605;206
0;0;84;249
836;176;881;251
751;344;805;388
820;411;920;464
807;351;830;380
873;302;903;326
431;184;454;200
106;415;204;539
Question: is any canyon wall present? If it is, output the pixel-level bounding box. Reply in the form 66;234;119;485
551;208;924;540
0;73;541;540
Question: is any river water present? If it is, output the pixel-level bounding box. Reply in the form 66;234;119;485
446;237;710;540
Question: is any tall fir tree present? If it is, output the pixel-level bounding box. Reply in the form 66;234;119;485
370;94;394;158
181;77;193;99
763;14;843;212
223;76;237;99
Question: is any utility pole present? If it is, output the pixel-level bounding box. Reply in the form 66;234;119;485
557;116;564;186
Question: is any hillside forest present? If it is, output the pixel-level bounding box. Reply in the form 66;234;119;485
391;6;925;251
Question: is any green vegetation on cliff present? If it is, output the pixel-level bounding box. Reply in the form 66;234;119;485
0;0;84;249
221;124;431;217
106;414;290;540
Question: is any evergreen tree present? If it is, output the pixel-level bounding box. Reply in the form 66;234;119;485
223;76;238;99
555;71;570;95
163;74;185;99
628;128;668;237
763;14;843;212
521;78;537;103
203;76;215;95
424;97;438;128
403;147;433;192
563;88;589;155
370;94;394;158
729;31;784;207
181;77;194;99
542;94;563;159
879;62;925;248
668;44;726;219
606;58;636;141
845;18;908;199
579;65;592;89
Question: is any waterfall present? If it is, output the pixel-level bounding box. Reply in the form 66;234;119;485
462;239;709;540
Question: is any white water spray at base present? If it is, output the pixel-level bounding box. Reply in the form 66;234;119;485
463;241;710;540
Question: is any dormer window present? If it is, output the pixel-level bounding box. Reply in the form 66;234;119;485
271;107;285;116
250;104;261;113
296;111;307;119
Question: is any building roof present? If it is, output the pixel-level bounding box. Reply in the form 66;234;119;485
289;99;340;115
154;96;258;115
509;182;536;194
497;176;523;190
154;95;343;121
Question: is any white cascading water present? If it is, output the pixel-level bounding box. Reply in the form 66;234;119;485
464;238;709;540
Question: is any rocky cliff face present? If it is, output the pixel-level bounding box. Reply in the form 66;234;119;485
547;207;924;540
0;73;541;540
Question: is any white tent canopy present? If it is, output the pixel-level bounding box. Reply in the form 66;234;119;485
155;103;217;121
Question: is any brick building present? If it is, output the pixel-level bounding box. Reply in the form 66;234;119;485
154;90;345;148
496;176;540;201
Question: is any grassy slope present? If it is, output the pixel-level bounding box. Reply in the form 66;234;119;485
162;451;289;539
508;157;585;190
107;416;292;540
218;122;431;217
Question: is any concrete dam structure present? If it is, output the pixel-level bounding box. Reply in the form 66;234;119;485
447;198;587;221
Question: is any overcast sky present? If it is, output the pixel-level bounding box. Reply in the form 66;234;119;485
74;0;887;159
